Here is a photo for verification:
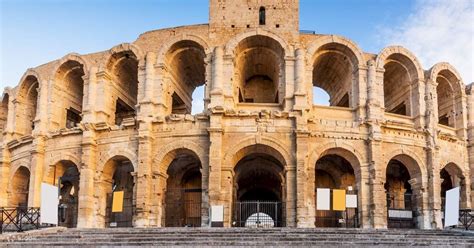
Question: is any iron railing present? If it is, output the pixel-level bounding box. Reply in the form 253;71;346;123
386;192;417;228
233;201;285;228
314;189;359;228
105;193;134;228
0;207;41;234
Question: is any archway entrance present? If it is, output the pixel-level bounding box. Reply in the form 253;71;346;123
164;150;202;227
385;156;422;228
8;166;30;208
315;154;358;227
440;163;465;214
101;156;134;227
44;160;80;228
233;152;285;227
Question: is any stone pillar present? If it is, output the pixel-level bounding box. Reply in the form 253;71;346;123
295;130;312;227
135;125;153;227
466;86;474;208
95;72;112;124
27;136;45;207
293;48;307;111
366;60;386;228
408;178;430;229
424;78;442;229
77;130;98;228
208;114;224;226
82;67;98;124
210;46;224;108
0;148;11;207
286;166;297;227
33;80;49;136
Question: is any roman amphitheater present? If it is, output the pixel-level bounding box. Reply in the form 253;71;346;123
0;0;471;230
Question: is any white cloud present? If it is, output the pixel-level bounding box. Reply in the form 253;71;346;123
382;0;473;84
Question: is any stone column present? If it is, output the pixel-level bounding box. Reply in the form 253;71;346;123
208;114;224;226
295;130;312;227
27;136;45;207
0;148;11;207
286;166;297;227
293;48;307;111
210;46;224;108
466;86;474;208
424;78;442;229
95;72;112;124
408;177;430;229
135;125;153;227
82;67;98;124
77;130;98;228
366;60;386;228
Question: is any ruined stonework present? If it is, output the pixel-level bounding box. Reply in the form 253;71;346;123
0;0;472;229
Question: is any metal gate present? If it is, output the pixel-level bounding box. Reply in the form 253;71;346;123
387;192;417;228
315;189;359;228
105;193;134;227
233;201;285;227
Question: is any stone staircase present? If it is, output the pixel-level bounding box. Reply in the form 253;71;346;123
1;227;474;247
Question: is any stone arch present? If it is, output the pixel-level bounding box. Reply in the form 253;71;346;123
222;136;292;170
98;148;138;173
52;53;90;77
429;62;466;128
0;90;10;134
382;149;426;181
51;54;89;129
15;70;41;136
156;34;211;65
44;152;82;183
15;69;42;99
153;140;207;176
306;35;364;108
105;43;145;68
306;35;365;68
377;46;425;117
224;30;293;57
8;165;31;207
309;142;363;182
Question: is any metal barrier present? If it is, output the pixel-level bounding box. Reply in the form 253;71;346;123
0;207;41;234
233;201;285;227
387;192;417;228
458;209;474;230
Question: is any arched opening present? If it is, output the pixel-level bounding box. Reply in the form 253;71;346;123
436;70;461;127
0;94;9;135
44;160;80;228
235;35;284;104
100;156;134;227
233;149;285;227
385;155;423;228
259;7;266;25
8;166;30;208
440;163;465;211
164;150;202;227
312;43;358;107
55;60;85;129
315;154;357;227
17;76;39;136
107;51;139;126
165;40;206;115
383;54;418;116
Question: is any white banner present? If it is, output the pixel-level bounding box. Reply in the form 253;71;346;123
40;183;59;225
346;194;357;208
444;187;460;227
211;205;224;222
316;188;330;210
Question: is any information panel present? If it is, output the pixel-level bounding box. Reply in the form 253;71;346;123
40;183;59;225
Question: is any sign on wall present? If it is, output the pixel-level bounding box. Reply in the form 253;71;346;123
316;188;330;210
346;194;357;208
112;191;124;213
211;205;224;227
40;183;59;225
444;187;460;228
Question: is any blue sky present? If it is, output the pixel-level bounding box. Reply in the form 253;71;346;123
1;0;472;111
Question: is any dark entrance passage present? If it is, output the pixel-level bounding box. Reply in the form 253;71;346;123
315;154;358;228
165;151;202;227
232;153;285;227
102;156;134;228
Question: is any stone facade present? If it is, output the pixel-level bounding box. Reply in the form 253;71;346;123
0;0;472;229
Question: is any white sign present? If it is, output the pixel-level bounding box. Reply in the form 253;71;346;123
444;187;460;227
316;188;330;210
211;205;224;222
40;183;59;225
346;194;357;208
